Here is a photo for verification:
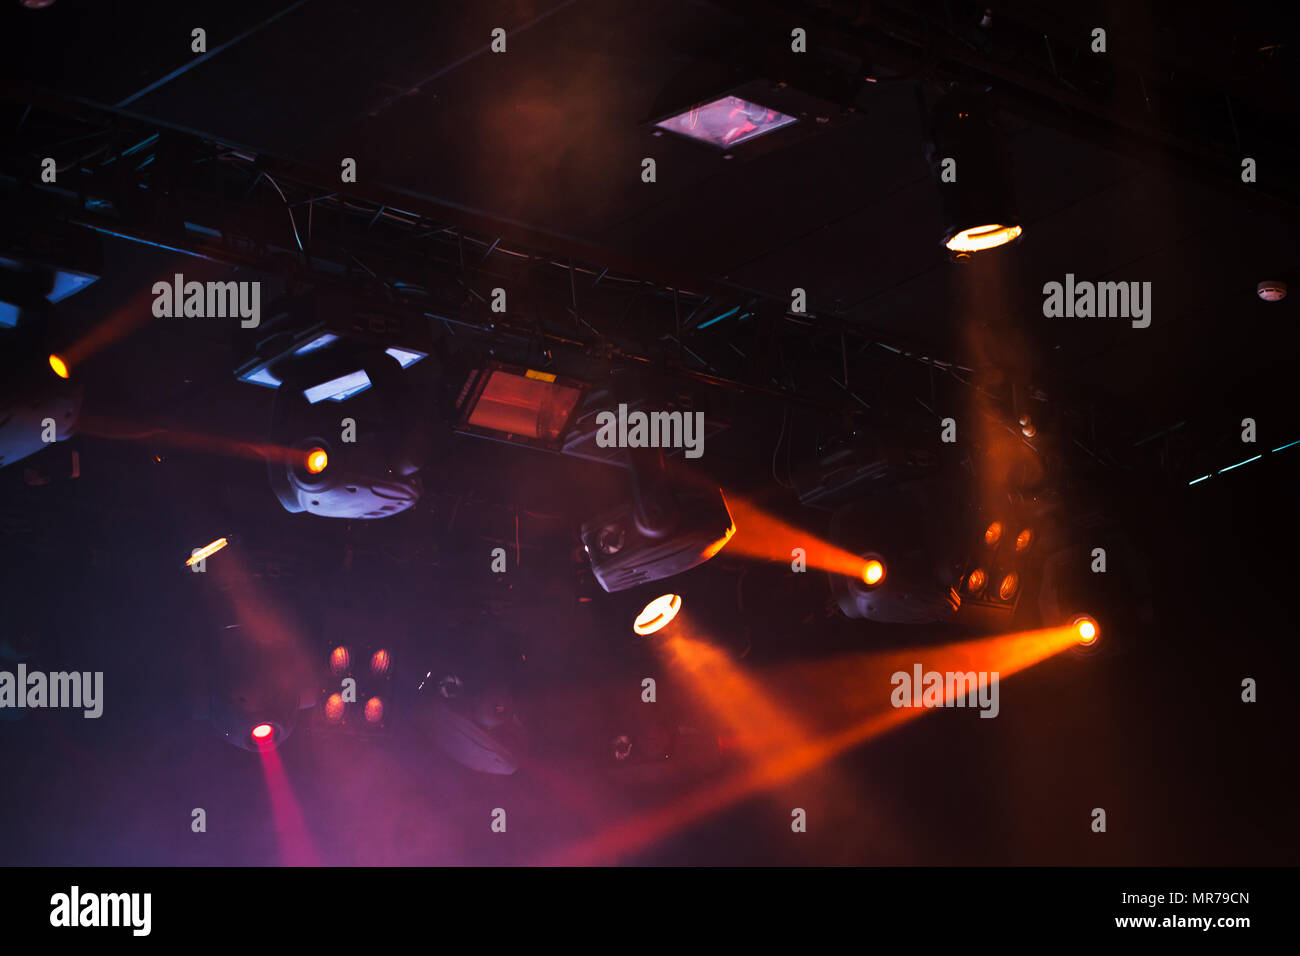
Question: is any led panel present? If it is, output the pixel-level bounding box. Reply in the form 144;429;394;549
303;369;372;404
655;95;797;148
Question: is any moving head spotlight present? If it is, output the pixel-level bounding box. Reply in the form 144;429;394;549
268;348;426;519
582;449;734;593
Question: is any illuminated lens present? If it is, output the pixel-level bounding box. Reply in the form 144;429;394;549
305;447;329;474
324;693;345;723
984;522;1003;546
862;559;886;586
633;593;682;636
1075;617;1099;645
966;568;986;593
1015;528;1033;552
998;572;1020;600
49;354;69;379
945;224;1023;253
329;646;351;676
251;723;273;741
370;649;392;677
364;697;384;723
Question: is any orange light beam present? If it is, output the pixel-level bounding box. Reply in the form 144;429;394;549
61;286;161;368
79;414;310;466
663;628;811;758
722;495;871;579
543;623;1083;865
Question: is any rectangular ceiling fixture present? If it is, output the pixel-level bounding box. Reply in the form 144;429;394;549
455;363;584;451
654;94;798;148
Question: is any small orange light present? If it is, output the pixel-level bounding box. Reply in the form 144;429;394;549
966;568;986;593
985;522;1003;546
305;447;329;474
1015;528;1033;552
329;646;351;676
1075;616;1099;645
862;559;886;586
370;649;392;677
998;572;1019;600
364;697;384;723
49;354;69;379
324;693;345;723
633;593;682;636
251;723;273;741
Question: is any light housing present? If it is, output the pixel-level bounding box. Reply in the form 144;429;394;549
454;362;585;453
926;89;1023;256
654;94;798;149
581;464;734;593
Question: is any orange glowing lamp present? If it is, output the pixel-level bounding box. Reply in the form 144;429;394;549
966;568;986;593
1074;616;1099;645
329;646;351;676
945;223;1023;254
861;559;886;586
364;697;385;723
999;572;1020;600
1015;528;1033;552
305;447;329;474
634;593;682;636
49;354;70;379
324;693;345;723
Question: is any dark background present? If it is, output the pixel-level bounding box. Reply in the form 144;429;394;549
0;0;1297;865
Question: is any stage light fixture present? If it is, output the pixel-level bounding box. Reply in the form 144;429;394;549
828;482;966;623
324;693;345;723
926;90;1023;256
454;362;584;452
251;723;274;741
633;593;682;636
364;697;385;724
370;648;392;677
966;568;987;593
1;354;81;471
998;572;1020;600
654;95;798;149
329;646;351;676
268;352;424;519
1015;528;1033;552
582;450;734;593
235;293;429;399
984;521;1003;546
